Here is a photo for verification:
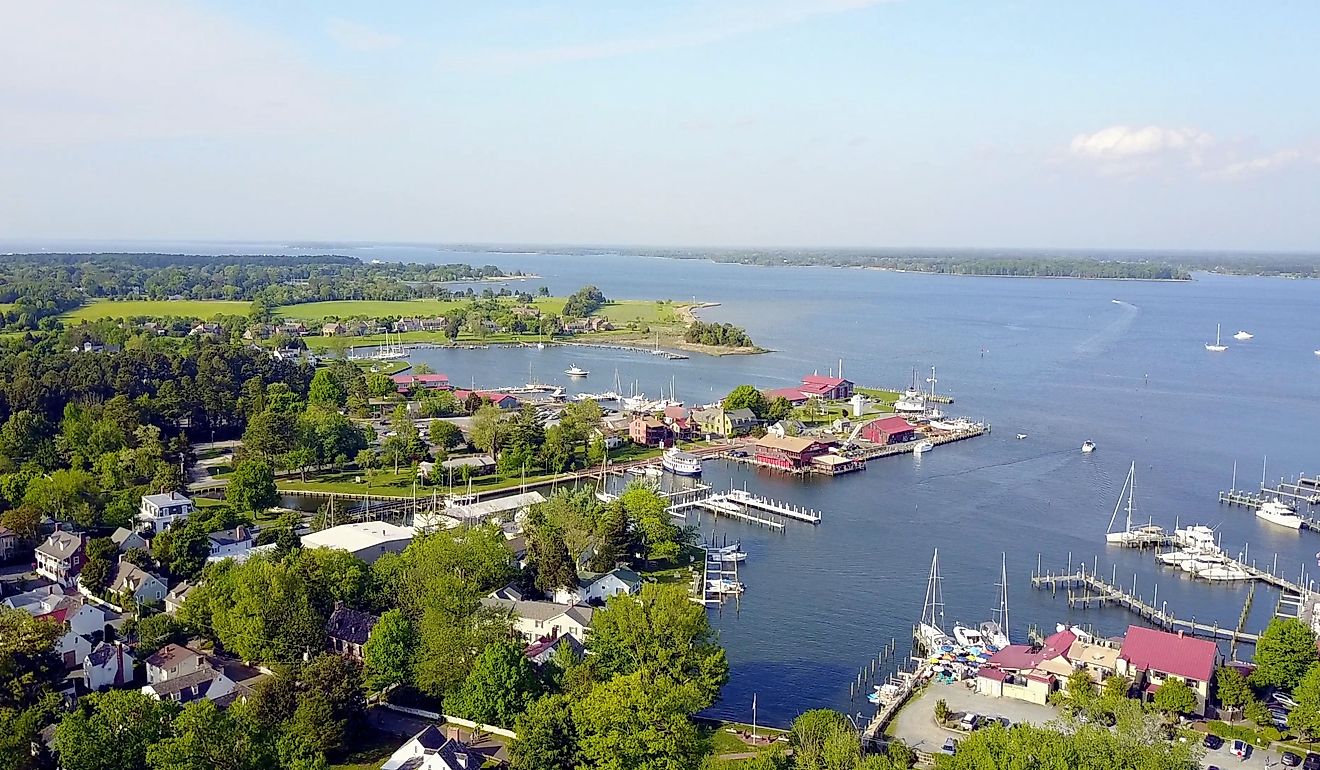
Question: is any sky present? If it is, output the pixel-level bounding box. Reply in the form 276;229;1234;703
1;0;1318;251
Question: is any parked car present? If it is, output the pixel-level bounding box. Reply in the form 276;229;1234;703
959;713;980;731
1283;752;1303;767
1302;752;1320;770
1274;693;1300;709
1202;734;1224;750
1231;740;1251;759
940;738;959;755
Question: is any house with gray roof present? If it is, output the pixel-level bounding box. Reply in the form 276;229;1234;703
381;725;491;770
138;491;195;533
480;596;594;642
326;601;379;661
35;531;86;587
100;560;167;605
110;527;150;553
551;567;643;606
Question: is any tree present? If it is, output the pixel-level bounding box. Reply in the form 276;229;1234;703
135;613;182;654
790;710;854;770
469;404;507;460
1215;666;1251;711
291;654;364;757
512;693;580;770
307;369;346;408
722;384;767;418
225;456;278;513
573;672;707;770
933;699;951;723
619;484;681;563
449;639;542;727
79;537;117;595
1152;677;1198;717
527;520;577;595
54;690;178;770
146;699;274;770
1244;696;1273;728
1063;669;1097;709
933;717;1201;770
589;583;728;709
1290;664;1320;739
1251;617;1319;691
362;609;414;693
428;419;464;451
763;396;794;423
241;410;296;458
0;608;64;708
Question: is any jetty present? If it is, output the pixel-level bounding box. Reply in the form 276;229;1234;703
670;494;787;531
1219;489;1320;531
724;488;822;524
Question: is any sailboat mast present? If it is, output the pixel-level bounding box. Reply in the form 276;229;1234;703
1126;461;1135;533
997;552;1010;640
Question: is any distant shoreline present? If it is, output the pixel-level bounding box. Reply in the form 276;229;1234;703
859;266;1192;282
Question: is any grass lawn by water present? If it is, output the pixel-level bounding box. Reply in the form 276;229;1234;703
703;720;790;756
62;299;252;322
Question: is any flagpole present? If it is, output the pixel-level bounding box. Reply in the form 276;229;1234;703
752;693;758;742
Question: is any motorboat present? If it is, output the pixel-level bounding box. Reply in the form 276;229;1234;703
564;365;589;377
536;342;545;350
711;541;747;563
1257;499;1304;530
709;578;745;595
930;417;979;432
661;447;703;476
1205;324;1228;352
1081;440;1096;454
913;440;934;455
1015;433;1028;440
952;624;985;648
1233;331;1253;341
1197;562;1252;582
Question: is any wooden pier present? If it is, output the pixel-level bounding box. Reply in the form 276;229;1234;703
724;488;822;524
1219;489;1320;531
1031;567;1259;644
673;495;787;531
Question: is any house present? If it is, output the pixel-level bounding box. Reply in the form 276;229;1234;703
84;641;133;691
439;454;497;476
102;559;168;605
56;629;93;669
110;527;150;553
139;491;195;533
321;322;346;336
799;374;854;400
143;665;236;704
207;526;256;562
420;316;448;331
452;389;519;410
0;525;16;562
752;435;835;470
164;580;195;614
765;419;806;438
551;568;642;605
64;602;110;639
3;584;76;621
591;427;624;450
691;406;758;437
479;597;594;642
975;628;1078;705
326;602;379;661
145;643;208;684
300;522;415;564
525;633;585;667
381;725;491;770
628;416;669;447
859;416;918;445
393;318;423;333
762;387;810;406
279;321;308;336
35;531;86;587
188;322;222;337
392;373;451;393
1116;625;1219;716
242;324;272;341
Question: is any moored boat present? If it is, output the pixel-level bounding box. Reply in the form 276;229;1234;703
913;440;934;455
1257;499;1304;530
661;447;703;476
1205;324;1227;352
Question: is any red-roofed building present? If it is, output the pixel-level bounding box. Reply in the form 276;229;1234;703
859;416;919;445
799;374;854;400
453;390;519;410
391;373;450;393
976;629;1077;705
762;387;810;406
1116;625;1219;715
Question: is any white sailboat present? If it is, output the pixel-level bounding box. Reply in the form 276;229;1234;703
373;330;407;360
1233;330;1253;341
1105;462;1165;545
1205;324;1227;352
978;554;1012;649
917;549;954;652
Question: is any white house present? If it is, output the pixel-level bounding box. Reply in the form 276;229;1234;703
65;603;109;639
139;492;195;533
145;643;207;684
207;526;256;562
300;522;415;564
551;568;643;605
480;597;594;642
381;725;490;770
84;642;133;691
142;666;236;704
56;629;93;669
35;531;86;587
163;581;195;614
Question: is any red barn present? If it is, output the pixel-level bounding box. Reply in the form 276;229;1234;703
860;416;918;445
753;435;834;470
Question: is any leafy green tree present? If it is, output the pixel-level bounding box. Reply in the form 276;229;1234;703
428;419;464;450
225;456;278;513
146;699;275;770
1251;617;1319;691
1152;677;1198;717
1061;668;1097;711
512;693;580;770
528;520;577;594
135;613;182;654
573;672;708;770
1215;666;1251;711
1;697;57;770
79;537;117;594
362;609;415;692
1244;696;1273;728
450;639;542;727
790;710;854;770
722;384;767;417
469;403;508;460
54;690;178;770
619;484;681;562
187;557;326;663
292;654;364;757
932;718;1201;770
307;369;346;408
241;410;296;458
1290;663;1320;738
0;608;62;708
933;699;951;724
23;468;100;527
589;583;728;709
590;501;633;572
763;396;794;423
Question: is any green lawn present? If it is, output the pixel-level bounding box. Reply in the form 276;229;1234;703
327;729;400;770
704;721;789;756
276;296;570;322
856;387;902;405
62;299;252;322
594;300;679;324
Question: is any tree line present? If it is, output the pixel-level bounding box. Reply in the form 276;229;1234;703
685;320;757;348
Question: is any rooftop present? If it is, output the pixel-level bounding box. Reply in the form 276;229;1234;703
301;522;415;553
755;434;827;453
142;491;193;507
444;491;546;521
867;415;917;433
36;531;83;559
1119;625;1218;682
326;603;379;645
146;642;204;670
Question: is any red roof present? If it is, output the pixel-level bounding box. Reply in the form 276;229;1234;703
453;389;517;406
763;387;809;402
798;381;837;395
664;405;689;420
978;667;1008;682
802;374;848;387
1119;625;1218;683
984;630;1075;672
867;416;917;435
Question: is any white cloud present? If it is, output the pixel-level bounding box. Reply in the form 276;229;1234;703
1213;148;1320;179
1069;125;1214;161
0;1;340;145
326;19;402;52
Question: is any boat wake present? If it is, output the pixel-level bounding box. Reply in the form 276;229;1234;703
1075;299;1138;356
915;447;1077;484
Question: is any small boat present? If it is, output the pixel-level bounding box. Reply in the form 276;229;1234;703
1205;324;1227;352
709;578;745;595
564;365;589;377
952;624;985;648
1081;440;1096;454
536;342;545;350
1233;331;1253;341
913;440;934;455
1015;433;1027;440
1314;350;1320;358
1111;299;1122;304
711;541;746;562
661;447;703;476
1257;499;1304;530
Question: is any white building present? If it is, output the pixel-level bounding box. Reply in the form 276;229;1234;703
381;726;489;770
479;597;594;643
85;642;133;691
551;568;643;605
35;531;85;587
139;492;195;533
300;522;415;564
56;629;93;669
207;526;256;562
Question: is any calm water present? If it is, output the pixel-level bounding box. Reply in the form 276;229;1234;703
16;240;1320;727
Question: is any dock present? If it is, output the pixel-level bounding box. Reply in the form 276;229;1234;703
693;543;743;606
724;488;822;524
1219;489;1320;531
670;495;787;531
1031;566;1259;644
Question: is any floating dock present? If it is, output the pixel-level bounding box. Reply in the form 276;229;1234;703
724;488;822;524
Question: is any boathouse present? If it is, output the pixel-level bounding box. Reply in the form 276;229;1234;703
762;387;810;406
799;374;854;400
752;435;833;470
859;416;918;445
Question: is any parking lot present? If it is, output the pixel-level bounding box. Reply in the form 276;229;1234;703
887;680;1060;754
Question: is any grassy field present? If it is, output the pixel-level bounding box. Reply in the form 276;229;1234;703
703;720;790;756
327;729;399;770
595;299;680;324
63;299;252;322
275;296;578;321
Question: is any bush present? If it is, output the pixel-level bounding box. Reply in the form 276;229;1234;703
934;699;951;724
1206;720;1279;747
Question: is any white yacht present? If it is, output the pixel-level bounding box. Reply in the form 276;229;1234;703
893;390;926;414
913;440;934;455
712;542;747;563
564;365;589;377
1197;562;1253;582
661;447;703;477
1233;330;1253;341
1205;324;1228;352
952;624;985;648
1256;499;1304;530
1081;440;1096;454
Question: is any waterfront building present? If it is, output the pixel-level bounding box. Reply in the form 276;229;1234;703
392;372;451;393
799;374;854;400
300;522;415;564
453;389;519;409
1116;625;1218;716
859;416;919;445
552;568;642;605
629;416;669;446
762;387;810;406
752;435;834;470
976;628;1078;704
691;406;759;437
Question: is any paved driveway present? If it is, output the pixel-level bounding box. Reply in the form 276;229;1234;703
888;681;1060;754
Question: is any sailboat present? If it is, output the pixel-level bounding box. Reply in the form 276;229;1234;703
978;554;1012;649
1105;461;1165;545
373;330;407;360
894;369;927;413
917;549;954;652
1205;324;1228;352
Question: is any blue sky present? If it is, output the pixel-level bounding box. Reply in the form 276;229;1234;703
2;0;1317;250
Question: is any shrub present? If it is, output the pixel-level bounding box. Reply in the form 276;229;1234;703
1206;720;1278;747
